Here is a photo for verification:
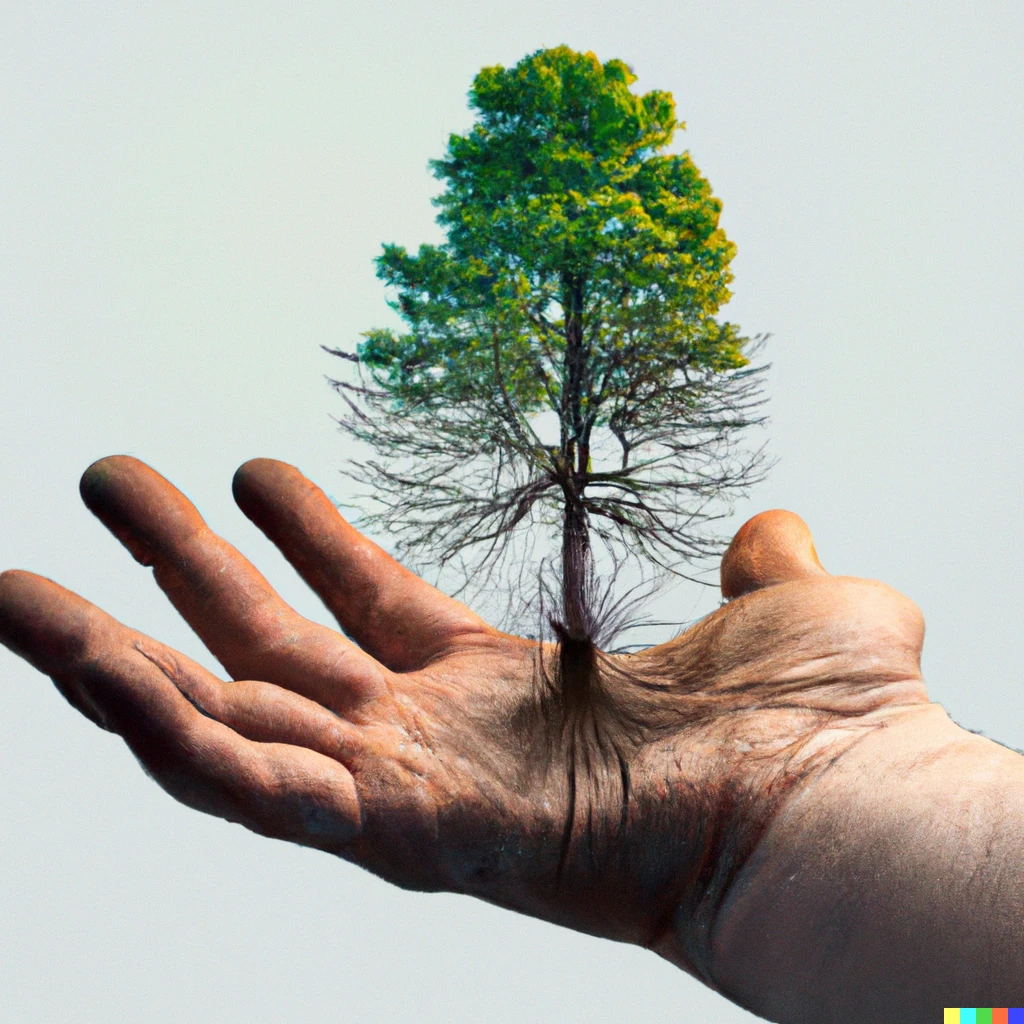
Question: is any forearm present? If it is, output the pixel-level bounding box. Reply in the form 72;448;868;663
707;703;1024;1021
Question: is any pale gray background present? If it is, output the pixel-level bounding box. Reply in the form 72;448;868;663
2;1;1022;1021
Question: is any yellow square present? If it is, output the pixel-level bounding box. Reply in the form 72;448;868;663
945;1011;961;1024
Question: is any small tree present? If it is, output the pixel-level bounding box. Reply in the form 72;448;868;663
329;46;766;659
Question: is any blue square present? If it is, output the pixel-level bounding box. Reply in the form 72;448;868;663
1007;1009;1024;1023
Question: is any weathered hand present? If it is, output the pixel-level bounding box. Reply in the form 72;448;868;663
0;457;929;994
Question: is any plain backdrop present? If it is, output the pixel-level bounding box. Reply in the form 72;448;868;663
2;2;1022;1021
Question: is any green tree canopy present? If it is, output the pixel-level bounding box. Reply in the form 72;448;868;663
332;46;766;642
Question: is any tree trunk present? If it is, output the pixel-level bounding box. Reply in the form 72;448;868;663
558;494;596;710
561;495;590;640
559;274;591;640
555;275;597;706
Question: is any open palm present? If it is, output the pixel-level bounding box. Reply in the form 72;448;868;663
0;456;929;989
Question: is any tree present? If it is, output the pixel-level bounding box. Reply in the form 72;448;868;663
329;46;766;678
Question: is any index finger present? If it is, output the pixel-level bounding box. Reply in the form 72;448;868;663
232;459;493;671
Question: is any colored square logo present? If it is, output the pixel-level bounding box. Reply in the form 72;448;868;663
947;1012;1024;1023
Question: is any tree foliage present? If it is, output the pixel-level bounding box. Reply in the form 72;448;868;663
330;46;767;641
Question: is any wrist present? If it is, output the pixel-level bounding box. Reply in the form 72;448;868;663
703;702;1024;1018
646;686;930;984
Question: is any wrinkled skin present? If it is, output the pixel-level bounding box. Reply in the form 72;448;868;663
0;457;929;1000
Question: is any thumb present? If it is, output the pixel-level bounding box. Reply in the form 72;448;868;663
720;510;828;600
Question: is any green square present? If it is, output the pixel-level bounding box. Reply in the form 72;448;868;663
978;1011;993;1024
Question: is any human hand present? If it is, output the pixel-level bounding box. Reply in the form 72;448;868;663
0;456;929;995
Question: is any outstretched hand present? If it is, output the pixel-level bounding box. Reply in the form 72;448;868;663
0;457;929;991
